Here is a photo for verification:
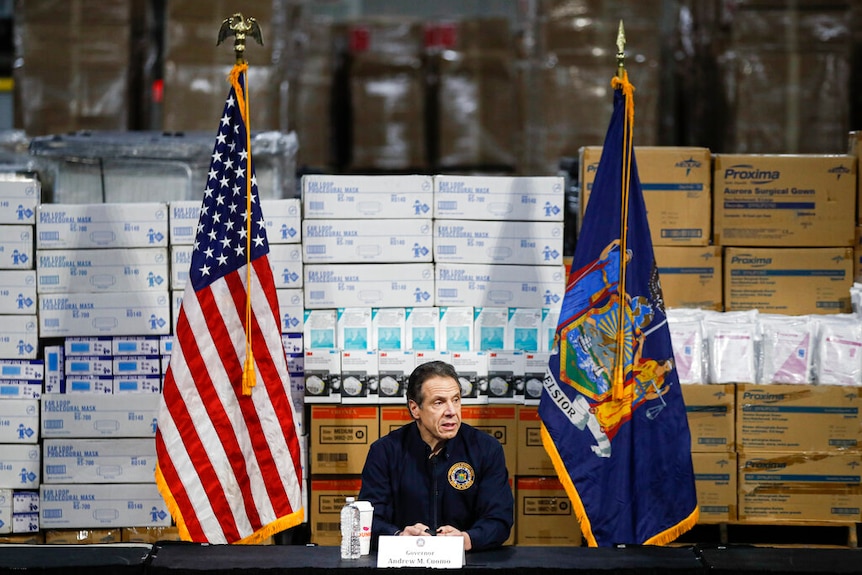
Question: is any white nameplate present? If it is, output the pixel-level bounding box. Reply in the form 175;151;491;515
377;535;465;569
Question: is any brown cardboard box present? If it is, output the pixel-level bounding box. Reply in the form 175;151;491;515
516;405;555;476
737;451;862;523
713;154;856;247
310;477;362;546
736;384;862;453
380;405;413;436
850;132;862;224
724;247;853;315
461;405;518;476
121;526;183;543
692;451;737;524
682;384;735;452
515;477;581;546
309;405;380;475
654;246;723;311
580;147;712;246
856;226;862;283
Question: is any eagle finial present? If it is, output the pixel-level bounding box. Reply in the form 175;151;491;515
217;13;263;64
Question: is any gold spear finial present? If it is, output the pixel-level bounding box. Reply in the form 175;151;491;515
217;13;264;64
616;20;626;78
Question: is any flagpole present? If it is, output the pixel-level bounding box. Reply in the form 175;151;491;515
217;13;264;395
611;20;632;401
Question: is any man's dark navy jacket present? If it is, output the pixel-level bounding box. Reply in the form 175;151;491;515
359;421;514;551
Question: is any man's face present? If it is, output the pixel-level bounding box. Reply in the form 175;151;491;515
409;375;462;448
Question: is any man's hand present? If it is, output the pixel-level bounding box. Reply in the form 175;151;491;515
399;523;432;536
436;525;472;551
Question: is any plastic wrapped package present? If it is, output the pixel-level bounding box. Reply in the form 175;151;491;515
813;314;862;386
851;283;862;317
29;131;298;204
757;314;813;384
704;310;759;384
666;308;707;384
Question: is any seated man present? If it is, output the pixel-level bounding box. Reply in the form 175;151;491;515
359;360;514;551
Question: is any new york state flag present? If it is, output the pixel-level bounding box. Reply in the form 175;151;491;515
539;71;698;547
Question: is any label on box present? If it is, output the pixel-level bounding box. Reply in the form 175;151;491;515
0;445;40;488
0;270;37;315
435;264;566;309
303;219;432;263
37;203;168;249
0;316;38;359
269;244;304;289
0;398;39;443
171;199;302;245
305;263;434;309
0;226;34;270
42;438;156;483
36;248;168;294
434;220;563;265
39;483;171;528
41;393;161;438
434;176;564;221
277;289;304;334
0;177;40;225
303;175;433;219
39;291;171;337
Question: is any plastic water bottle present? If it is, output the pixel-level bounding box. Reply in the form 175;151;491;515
340;496;361;559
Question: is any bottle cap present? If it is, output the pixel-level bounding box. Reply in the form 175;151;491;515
345;496;355;503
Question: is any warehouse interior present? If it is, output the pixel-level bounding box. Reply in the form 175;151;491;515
1;0;862;555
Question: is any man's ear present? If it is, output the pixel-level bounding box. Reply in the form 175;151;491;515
408;400;420;420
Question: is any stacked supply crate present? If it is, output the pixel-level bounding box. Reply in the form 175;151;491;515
0;391;41;537
0;175;39;365
431;174;574;545
39;392;169;536
36;203;171;394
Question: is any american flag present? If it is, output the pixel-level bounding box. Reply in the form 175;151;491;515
155;67;304;544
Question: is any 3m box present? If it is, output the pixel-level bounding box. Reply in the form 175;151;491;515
682;384;735;452
506;308;543;352
303;219;432;263
0;398;39;444
303;309;337;350
42;439;156;483
522;352;550;404
435;264;566;309
434;176;564;221
0;176;40;224
41;393;161;438
692;451;737;523
737;451;862;522
486;350;525;403
736;384;862;452
337;307;372;351
304;263;434;309
377;350;413;403
405;307;439;351
654;246;723;311
372;308;406;351
39;484;171;528
517;406;555;475
713;154;856;247
36;248;168;293
309;477;362;546
461;405;516;473
515;477;581;546
450;351;489;405
473;307;506;351
0;226;34;270
724;247;853;315
304;349;341;403
309;405;379;475
0;444;40;488
581;146;711;245
340;350;378;405
0;316;38;359
0;270;36;315
37;203;168;249
39;291;171;337
440;306;475;352
433;220;564;266
302;175;433;220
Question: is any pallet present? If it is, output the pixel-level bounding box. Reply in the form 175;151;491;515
676;521;860;548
